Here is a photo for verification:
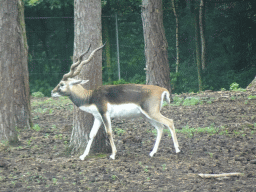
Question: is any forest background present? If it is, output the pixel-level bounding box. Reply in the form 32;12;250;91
25;0;256;96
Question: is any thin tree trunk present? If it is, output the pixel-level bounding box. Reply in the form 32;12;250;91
142;0;171;93
0;0;31;143
199;0;206;70
103;18;112;83
171;0;179;73
194;8;203;92
70;0;110;154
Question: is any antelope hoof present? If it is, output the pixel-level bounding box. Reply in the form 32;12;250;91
149;152;155;157
79;155;86;161
176;148;181;153
109;154;115;160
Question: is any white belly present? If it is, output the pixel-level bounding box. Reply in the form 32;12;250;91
79;103;143;120
79;104;101;118
108;103;142;119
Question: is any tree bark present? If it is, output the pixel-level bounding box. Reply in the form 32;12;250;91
141;0;171;93
70;0;110;154
194;7;203;92
0;0;31;143
171;0;179;73
199;0;206;70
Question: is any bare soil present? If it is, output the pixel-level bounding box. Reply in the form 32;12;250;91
1;90;256;191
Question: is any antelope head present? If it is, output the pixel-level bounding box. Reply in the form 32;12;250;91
51;44;105;97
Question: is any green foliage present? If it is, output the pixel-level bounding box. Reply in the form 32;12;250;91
111;175;117;180
182;97;200;106
248;95;256;100
24;0;256;95
52;178;58;184
32;124;41;132
27;0;40;6
32;97;71;107
177;124;223;138
162;164;167;171
114;128;126;136
170;63;199;93
208;152;214;158
112;79;128;85
33;107;48;114
54;134;63;140
151;124;224;138
128;74;146;84
111;74;145;85
171;95;214;106
171;95;184;106
230;82;239;90
25;0;73;9
32;92;44;98
229;82;246;92
30;80;53;97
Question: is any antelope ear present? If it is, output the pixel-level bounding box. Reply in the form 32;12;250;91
80;80;89;85
69;79;83;85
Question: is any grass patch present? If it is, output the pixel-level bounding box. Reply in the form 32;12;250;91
162;101;169;107
170;96;214;106
248;95;256;100
33;107;49;114
54;134;63;140
183;97;200;106
32;92;44;98
170;96;184;106
208;152;214;158
177;125;224;137
114;127;126;136
152;124;226;138
31;96;71;107
32;124;41;132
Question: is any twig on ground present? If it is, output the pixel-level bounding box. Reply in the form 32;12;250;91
198;172;243;178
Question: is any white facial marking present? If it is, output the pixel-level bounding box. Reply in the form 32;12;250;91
51;92;62;97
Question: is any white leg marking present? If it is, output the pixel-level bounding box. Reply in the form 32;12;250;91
140;108;180;155
102;113;117;160
79;118;102;160
165;118;180;153
168;126;180;153
148;120;164;157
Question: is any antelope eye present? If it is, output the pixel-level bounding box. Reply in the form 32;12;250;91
60;83;64;87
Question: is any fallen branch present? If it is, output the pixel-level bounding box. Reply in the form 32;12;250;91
198;172;243;178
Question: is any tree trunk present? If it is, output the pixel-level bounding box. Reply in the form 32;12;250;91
171;0;179;73
199;0;206;70
141;0;171;93
70;0;110;155
194;8;203;92
0;0;31;143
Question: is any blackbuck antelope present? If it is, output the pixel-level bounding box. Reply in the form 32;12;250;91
51;44;180;160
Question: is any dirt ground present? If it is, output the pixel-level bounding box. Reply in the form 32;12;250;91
1;89;256;191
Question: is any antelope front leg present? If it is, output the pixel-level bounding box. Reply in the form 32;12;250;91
79;118;102;160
